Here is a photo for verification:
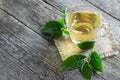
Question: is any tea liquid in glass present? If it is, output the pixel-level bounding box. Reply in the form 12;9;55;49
68;12;101;43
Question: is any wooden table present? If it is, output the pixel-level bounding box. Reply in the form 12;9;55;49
0;0;120;80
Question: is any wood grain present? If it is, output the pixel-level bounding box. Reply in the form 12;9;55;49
0;9;64;80
0;49;40;80
0;0;120;80
1;0;61;36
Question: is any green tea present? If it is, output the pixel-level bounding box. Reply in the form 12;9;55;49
68;12;101;42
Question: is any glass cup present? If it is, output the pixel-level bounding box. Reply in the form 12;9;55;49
66;6;104;44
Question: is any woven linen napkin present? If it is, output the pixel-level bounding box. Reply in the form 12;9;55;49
55;27;119;61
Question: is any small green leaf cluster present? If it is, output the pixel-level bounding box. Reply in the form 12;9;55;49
61;51;103;80
61;41;103;80
42;10;69;39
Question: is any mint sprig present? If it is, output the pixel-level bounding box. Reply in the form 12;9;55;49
61;40;103;80
61;51;103;80
42;11;69;39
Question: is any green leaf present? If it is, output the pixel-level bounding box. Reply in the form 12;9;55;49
41;21;62;33
51;30;62;39
58;19;64;28
63;29;69;35
61;55;86;70
90;51;103;72
81;61;93;80
77;41;95;50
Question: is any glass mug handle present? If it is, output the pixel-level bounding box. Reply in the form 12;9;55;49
99;21;111;37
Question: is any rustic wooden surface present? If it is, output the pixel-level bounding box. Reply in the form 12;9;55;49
0;0;120;80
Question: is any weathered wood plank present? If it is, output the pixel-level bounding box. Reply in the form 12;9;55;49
1;0;61;36
0;48;40;80
43;0;87;11
0;9;64;80
1;0;64;71
0;9;61;65
85;0;120;21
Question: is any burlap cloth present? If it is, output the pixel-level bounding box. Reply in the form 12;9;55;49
55;27;119;61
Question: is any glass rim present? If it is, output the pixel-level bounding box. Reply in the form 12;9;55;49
65;6;103;34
